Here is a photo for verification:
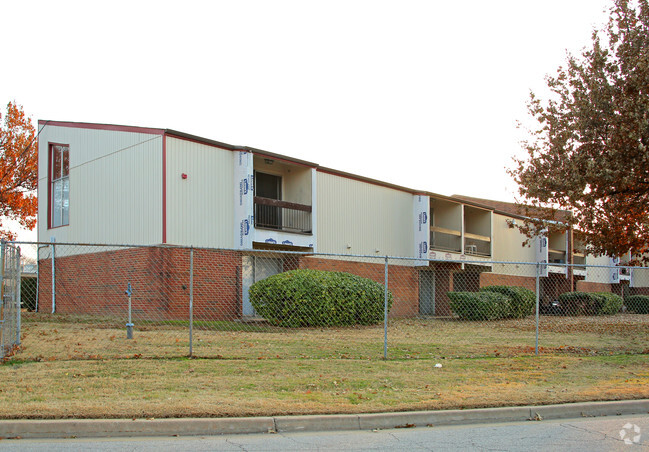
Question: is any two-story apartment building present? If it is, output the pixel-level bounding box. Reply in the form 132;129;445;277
36;120;645;319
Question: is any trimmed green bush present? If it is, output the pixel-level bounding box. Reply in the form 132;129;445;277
557;292;598;316
249;269;393;327
448;291;511;321
480;285;535;318
556;292;622;316
593;292;623;315
625;295;649;314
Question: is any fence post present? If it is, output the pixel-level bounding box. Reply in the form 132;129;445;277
50;238;56;314
535;262;540;356
383;255;389;360
15;246;21;346
189;246;194;357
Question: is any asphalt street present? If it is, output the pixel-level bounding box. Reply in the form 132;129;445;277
1;414;647;452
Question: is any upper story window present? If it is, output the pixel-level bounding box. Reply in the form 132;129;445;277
50;144;69;228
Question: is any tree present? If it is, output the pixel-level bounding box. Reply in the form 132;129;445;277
510;0;649;261
0;102;38;240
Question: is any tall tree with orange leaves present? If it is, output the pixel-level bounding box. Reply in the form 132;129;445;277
0;102;38;240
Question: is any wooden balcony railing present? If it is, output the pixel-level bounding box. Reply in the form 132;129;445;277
254;197;312;234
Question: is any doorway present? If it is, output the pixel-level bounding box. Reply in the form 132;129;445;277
255;172;282;229
419;270;435;315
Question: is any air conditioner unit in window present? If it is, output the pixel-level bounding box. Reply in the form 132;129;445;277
465;245;477;255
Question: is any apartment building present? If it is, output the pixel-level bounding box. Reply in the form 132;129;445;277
37;121;644;318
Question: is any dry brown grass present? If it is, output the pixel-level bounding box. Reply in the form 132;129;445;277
1;313;647;419
13;312;649;362
0;355;647;419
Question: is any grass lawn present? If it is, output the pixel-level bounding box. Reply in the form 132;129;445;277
0;312;647;419
13;312;649;361
0;355;647;419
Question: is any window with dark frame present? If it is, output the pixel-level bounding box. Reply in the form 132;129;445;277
50;144;69;227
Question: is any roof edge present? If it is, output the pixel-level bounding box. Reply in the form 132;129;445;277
38;120;165;136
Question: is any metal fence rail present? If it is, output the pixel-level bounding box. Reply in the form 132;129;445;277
6;241;649;362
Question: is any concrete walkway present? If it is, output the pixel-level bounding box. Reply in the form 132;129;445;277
1;400;647;439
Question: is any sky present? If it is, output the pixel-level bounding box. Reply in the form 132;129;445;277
2;1;613;240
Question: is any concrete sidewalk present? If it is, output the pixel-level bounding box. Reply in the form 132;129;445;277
0;400;647;439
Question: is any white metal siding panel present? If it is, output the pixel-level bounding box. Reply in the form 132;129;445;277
316;172;413;256
491;213;536;277
584;254;612;283
37;126;163;244
165;137;234;248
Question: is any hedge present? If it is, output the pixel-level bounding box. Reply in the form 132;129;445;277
556;292;622;316
249;269;393;327
593;292;623;315
625;295;649;314
479;285;535;318
447;291;511;321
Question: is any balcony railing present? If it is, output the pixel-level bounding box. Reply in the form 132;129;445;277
464;231;491;257
254;197;312;234
430;227;462;253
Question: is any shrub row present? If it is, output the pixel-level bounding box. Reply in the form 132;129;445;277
480;286;536;319
249;269;393;327
556;292;623;316
448;287;635;320
625;295;649;314
448;285;536;321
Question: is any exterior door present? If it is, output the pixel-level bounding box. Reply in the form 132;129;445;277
419;270;435;315
255;172;282;229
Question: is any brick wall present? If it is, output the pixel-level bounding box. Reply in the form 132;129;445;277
479;272;536;292
38;247;242;321
576;280;612;293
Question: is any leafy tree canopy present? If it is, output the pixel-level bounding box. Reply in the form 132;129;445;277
510;0;649;261
0;102;37;240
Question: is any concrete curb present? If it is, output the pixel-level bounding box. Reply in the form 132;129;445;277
1;400;647;439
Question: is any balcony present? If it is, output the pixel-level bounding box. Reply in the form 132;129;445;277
464;205;491;257
430;227;462;253
254;196;312;234
464;233;491;257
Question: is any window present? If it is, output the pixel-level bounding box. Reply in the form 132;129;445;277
50;144;69;227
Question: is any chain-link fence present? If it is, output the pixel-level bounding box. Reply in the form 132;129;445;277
1;241;22;359
8;241;649;362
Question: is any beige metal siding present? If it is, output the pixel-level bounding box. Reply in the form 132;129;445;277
491;213;536;276
37;126;163;244
316;172;413;256
165;137;234;248
584;254;612;283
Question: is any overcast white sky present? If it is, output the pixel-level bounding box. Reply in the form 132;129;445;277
2;1;612;240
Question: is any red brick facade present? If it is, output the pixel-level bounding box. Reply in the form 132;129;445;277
575;280;612;293
41;247;633;321
38;247;242;321
38;248;424;320
479;272;537;292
